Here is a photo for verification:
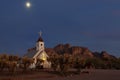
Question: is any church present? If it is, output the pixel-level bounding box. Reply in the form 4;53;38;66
24;32;51;68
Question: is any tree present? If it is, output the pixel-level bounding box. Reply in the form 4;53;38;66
50;54;59;71
74;57;85;74
59;54;74;76
21;57;34;71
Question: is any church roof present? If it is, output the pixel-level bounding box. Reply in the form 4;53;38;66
24;50;37;58
24;50;48;59
37;36;44;42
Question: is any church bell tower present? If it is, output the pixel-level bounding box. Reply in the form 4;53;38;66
36;32;45;51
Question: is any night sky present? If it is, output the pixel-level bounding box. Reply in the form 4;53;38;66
0;0;120;57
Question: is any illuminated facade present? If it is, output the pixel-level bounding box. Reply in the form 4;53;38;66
24;33;51;68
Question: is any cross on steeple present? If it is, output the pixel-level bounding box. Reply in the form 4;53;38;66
37;31;44;42
38;31;42;37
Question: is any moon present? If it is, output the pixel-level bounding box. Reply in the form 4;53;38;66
26;2;31;8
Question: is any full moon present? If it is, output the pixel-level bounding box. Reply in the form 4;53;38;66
26;2;31;8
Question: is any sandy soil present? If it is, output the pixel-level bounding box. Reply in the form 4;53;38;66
47;69;120;80
0;69;120;80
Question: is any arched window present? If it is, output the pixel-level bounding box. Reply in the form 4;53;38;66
41;44;43;46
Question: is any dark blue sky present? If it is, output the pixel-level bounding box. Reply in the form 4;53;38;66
0;0;120;57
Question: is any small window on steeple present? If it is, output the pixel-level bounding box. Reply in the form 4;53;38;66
41;44;43;46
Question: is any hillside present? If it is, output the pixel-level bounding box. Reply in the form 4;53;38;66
45;43;116;59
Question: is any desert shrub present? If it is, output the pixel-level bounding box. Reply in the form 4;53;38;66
1;54;9;60
21;57;34;71
9;55;19;61
74;57;85;74
0;54;9;71
85;58;105;69
7;61;18;74
59;54;70;75
50;54;59;71
0;54;19;75
0;59;7;71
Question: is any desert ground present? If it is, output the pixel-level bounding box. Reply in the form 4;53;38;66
0;69;120;80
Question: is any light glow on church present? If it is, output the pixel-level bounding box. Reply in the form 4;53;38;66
42;53;46;61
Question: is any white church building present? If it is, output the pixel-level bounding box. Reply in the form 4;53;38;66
24;32;51;68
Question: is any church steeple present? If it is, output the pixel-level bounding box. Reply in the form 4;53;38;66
37;37;44;42
36;31;45;51
37;31;44;42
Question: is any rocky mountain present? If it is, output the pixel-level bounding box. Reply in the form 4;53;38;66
93;51;116;59
45;48;56;56
54;44;94;58
46;44;93;58
45;43;116;59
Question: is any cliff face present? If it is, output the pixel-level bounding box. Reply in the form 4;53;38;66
46;44;94;58
54;44;71;54
101;51;116;59
45;43;116;59
70;46;93;57
93;51;116;59
70;46;83;55
45;48;56;56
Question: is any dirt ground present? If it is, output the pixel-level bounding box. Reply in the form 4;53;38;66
0;69;120;80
